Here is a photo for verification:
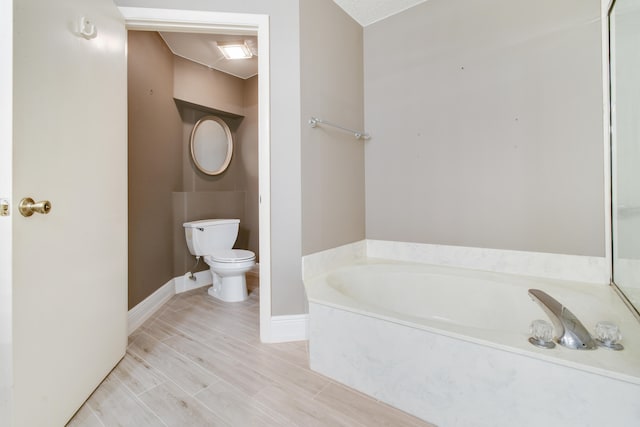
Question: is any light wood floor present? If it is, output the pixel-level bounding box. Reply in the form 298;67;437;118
67;281;435;427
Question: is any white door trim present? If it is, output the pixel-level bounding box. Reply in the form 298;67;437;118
118;7;273;342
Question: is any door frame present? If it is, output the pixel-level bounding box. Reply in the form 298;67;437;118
119;7;273;341
602;0;613;284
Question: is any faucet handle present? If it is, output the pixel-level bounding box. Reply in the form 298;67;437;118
595;321;624;351
529;319;555;349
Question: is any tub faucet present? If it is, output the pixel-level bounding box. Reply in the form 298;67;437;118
528;289;597;350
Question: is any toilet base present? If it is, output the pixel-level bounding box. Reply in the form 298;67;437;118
207;273;248;302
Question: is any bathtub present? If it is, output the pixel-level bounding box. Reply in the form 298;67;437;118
304;244;640;427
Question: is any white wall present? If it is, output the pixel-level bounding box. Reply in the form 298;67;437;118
364;0;605;257
115;0;305;315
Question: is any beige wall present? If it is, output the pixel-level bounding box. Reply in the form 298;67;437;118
128;31;182;309
364;0;605;257
128;31;260;309
300;0;365;255
238;76;261;260
174;55;244;117
172;62;259;278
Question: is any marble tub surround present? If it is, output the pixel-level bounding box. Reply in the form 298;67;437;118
303;241;640;427
366;240;609;285
303;240;609;284
302;240;367;280
310;303;640;427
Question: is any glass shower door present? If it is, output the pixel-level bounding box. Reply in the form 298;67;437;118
610;0;640;313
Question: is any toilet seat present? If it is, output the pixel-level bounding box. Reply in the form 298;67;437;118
207;249;255;263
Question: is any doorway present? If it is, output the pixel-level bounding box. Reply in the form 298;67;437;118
120;7;273;341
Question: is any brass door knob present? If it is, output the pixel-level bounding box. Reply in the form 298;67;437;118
19;197;52;217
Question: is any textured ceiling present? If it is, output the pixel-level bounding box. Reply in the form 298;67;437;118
333;0;428;26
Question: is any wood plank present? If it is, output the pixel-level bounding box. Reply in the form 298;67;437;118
159;296;332;400
162;332;275;397
195;333;328;398
254;384;358;427
65;403;104;427
194;380;284;426
155;308;226;344
112;351;167;396
85;376;164;427
314;382;436;427
128;332;217;396
141;318;183;342
258;340;309;369
138;381;228;426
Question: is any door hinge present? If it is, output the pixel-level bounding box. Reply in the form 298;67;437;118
0;199;9;216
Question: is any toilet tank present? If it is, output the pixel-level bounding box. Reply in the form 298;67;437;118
183;219;240;256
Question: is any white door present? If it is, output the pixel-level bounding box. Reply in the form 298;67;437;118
9;0;128;425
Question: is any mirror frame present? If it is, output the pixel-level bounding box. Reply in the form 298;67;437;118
190;115;233;175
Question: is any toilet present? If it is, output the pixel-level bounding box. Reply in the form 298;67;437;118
183;219;255;302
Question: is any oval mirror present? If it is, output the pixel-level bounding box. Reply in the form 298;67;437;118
190;116;233;175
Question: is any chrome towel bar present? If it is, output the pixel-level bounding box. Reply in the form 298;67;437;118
308;117;370;140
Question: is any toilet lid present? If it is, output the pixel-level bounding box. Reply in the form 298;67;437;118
209;249;255;263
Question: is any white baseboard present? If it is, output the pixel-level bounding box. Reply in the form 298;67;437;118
174;270;212;294
127;278;175;336
128;270;210;336
269;314;309;342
